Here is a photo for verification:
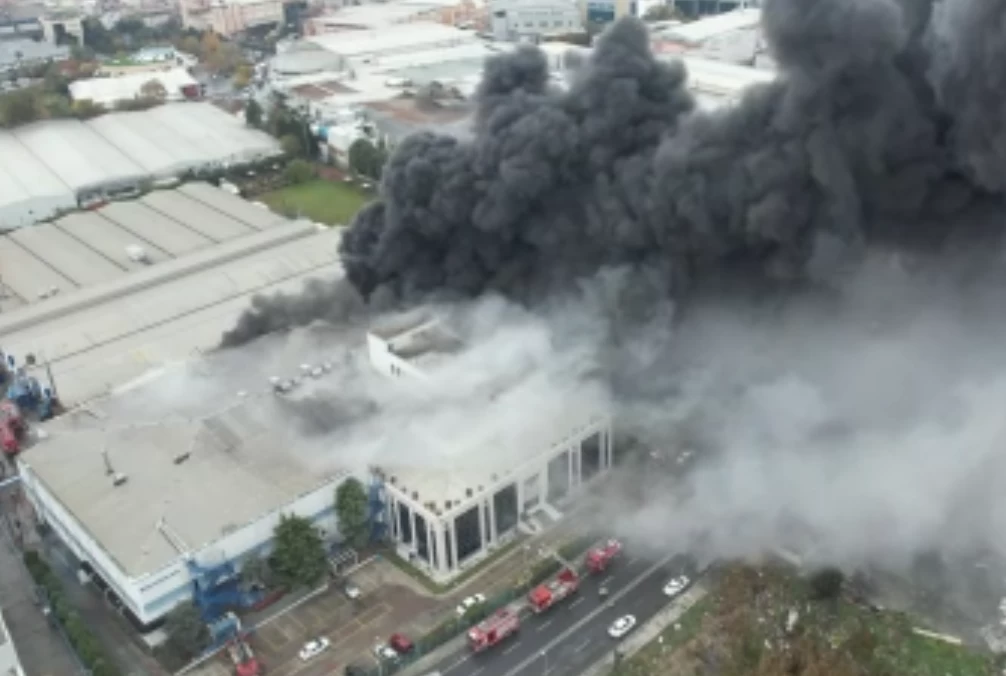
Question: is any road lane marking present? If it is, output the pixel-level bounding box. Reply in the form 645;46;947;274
502;642;521;655
574;638;590;652
470;669;484;676
599;577;612;587
626;557;639;566
538;620;554;632
500;554;675;676
444;654;470;672
569;597;584;609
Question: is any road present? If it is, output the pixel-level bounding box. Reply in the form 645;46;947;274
422;553;697;676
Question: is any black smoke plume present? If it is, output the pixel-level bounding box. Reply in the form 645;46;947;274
336;0;1006;310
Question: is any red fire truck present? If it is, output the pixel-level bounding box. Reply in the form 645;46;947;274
585;539;622;574
528;569;579;613
468;608;519;653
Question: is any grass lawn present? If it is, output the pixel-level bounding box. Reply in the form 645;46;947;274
259;179;369;226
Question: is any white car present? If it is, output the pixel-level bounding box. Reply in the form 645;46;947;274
663;575;691;597
608;615;637;639
299;637;331;661
455;593;487;616
373;643;399;661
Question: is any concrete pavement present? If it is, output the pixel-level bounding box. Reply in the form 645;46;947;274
416;552;700;676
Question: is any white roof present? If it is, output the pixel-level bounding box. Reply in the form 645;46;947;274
308;23;476;60
69;68;197;106
12;119;146;194
0;131;74;216
663;8;761;44
678;55;775;98
86;111;201;178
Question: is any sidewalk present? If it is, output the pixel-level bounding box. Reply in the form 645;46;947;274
580;585;709;676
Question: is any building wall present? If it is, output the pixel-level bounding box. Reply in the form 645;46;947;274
181;0;283;37
0;610;25;676
490;0;581;40
21;460;355;626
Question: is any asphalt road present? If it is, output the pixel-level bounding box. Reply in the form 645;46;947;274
428;553;697;676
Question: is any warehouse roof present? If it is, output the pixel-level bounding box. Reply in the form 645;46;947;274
26;389;352;576
69;68;197;106
0;219;341;404
99;199;213;255
662;7;761;44
308;22;475;60
12;119;145;194
0;104;280;228
138;190;255;242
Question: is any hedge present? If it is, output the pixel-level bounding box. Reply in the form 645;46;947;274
23;551;121;676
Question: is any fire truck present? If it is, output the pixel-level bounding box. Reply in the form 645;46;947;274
528;569;579;613
226;635;261;676
585;539;622;574
467;608;519;652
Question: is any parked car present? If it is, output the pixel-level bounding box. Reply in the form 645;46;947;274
663;575;691;598
608;615;637;639
344;581;362;599
389;632;414;654
345;665;369;676
299;637;331;661
455;593;487;616
373;643;399;662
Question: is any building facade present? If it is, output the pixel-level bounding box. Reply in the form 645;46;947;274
180;0;283;37
490;0;581;41
366;316;615;582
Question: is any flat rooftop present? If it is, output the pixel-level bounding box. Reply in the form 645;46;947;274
0;183;286;313
28;384;352;577
0;187;343;405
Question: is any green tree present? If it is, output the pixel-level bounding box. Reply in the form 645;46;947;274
0;89;40;127
809;567;845;601
70;99;106;119
283;158;315;184
642;4;681;21
269;514;327;589
244;98;263;127
139;78;167;103
348;138;385;179
239;556;274;591
164;601;208;660
280;132;302;157
335;478;369;548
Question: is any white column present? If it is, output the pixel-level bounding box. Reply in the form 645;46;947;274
567;448;574;489
537;470;547;504
436;522;449;575
450;518;460;571
427;522;435;567
488;496;498;543
388;498;398;540
410;507;419;553
477;501;487;552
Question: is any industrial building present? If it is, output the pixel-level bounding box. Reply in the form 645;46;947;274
489;0;582;41
0;103;279;228
650;7;769;67
180;0;284;37
69;68;202;108
367;314;614;580
0;182;333;406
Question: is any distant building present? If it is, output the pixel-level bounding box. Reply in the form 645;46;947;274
305;0;484;36
649;7;765;66
180;0;283;37
39;12;84;46
0;38;69;72
667;0;757;18
0;4;44;41
583;0;637;26
69;68;201;107
489;0;581;41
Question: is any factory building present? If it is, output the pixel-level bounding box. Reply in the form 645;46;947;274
367;314;614;580
489;0;582;41
0;103;280;228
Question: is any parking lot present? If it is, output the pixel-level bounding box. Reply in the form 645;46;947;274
193;558;442;676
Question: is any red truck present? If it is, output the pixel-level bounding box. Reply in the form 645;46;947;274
468;608;519;653
528;568;579;613
226;636;261;676
0;401;25;455
585;539;622;574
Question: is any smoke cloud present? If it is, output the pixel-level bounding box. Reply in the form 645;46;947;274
212;0;1006;627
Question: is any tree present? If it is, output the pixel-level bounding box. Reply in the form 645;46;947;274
139;79;167;102
280;133;302;157
244;98;263;127
348;138;386;179
178;35;201;58
239;556;274;591
335;478;369;548
269;514;327;589
0;89;40;127
164;601;209;659
809;567;845;601
70;99;105;120
233;64;253;88
643;4;680;21
284;158;315;185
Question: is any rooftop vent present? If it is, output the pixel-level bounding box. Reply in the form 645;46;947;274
174;452;191;465
112;472;128;487
412;491;418;500
445;500;452;509
126;245;150;264
389;476;397;485
465;488;473;498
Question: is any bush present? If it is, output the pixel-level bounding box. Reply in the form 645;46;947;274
21;551;120;675
809;567;845;601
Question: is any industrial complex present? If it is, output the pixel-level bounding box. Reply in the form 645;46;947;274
0;102;279;229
